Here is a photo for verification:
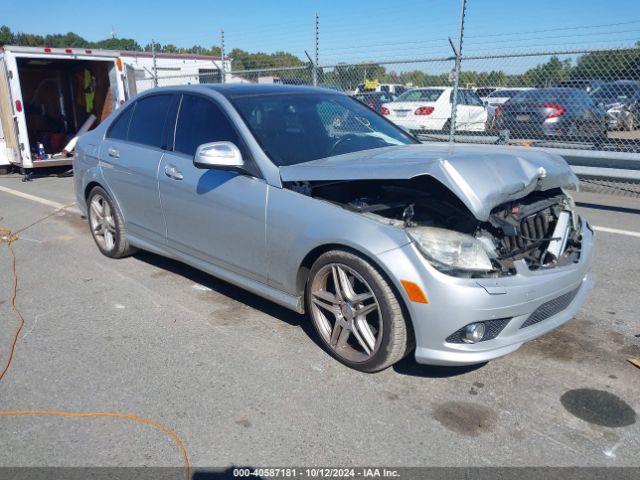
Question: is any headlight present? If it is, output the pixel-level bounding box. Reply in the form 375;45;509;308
407;226;494;273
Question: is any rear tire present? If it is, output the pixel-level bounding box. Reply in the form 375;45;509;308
87;186;137;258
306;250;411;373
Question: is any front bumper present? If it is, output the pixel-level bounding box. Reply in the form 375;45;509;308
377;220;594;366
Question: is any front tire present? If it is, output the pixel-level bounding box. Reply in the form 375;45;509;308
87;186;137;258
306;250;411;372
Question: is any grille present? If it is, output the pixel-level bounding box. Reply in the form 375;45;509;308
501;208;556;252
520;287;580;329
446;318;511;344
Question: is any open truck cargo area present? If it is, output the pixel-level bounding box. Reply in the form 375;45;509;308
0;45;128;171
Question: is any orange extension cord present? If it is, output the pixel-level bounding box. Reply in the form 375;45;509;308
0;206;190;480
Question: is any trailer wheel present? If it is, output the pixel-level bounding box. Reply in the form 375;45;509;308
87;186;137;258
0;165;12;175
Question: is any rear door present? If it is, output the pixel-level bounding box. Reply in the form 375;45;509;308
0;59;20;164
464;90;488;131
159;93;268;282
100;93;176;244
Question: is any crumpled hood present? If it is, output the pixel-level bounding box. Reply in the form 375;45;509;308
279;143;578;221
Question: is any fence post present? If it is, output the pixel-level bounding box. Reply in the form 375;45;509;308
313;13;319;86
151;39;158;88
449;0;467;143
220;29;226;84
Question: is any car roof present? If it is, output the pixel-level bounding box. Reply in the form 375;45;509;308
140;83;345;99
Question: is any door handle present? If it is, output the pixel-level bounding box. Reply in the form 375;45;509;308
164;164;183;180
107;147;120;158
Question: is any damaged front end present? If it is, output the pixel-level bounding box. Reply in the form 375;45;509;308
286;175;582;278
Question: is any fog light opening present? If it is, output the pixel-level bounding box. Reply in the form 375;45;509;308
463;322;486;344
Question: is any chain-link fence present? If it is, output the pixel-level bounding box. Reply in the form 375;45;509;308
133;41;640;196
137;47;640;152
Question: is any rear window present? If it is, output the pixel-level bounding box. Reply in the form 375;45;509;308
127;95;173;148
396;89;444;102
509;89;576;104
488;89;525;99
591;84;640;102
106;105;135;141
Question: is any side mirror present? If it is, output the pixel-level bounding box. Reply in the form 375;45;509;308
193;141;244;170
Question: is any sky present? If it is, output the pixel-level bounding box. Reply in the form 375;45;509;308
2;0;639;71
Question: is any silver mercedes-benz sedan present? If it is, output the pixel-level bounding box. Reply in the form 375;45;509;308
74;84;593;372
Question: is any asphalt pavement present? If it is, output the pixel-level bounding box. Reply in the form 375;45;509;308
0;173;638;471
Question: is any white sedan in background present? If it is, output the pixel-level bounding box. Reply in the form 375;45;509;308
381;87;487;131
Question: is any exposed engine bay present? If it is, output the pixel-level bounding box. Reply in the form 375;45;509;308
286;175;582;277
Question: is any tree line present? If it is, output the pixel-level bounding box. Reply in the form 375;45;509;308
0;25;304;71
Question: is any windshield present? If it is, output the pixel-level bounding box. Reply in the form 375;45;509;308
231;93;416;166
591;84;639;102
395;89;444;102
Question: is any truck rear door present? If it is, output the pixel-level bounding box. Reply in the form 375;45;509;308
0;59;20;165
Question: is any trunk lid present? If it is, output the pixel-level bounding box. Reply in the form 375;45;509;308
279;143;578;221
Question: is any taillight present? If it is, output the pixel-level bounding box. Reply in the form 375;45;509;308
15;100;22;112
43;47;51;53
414;106;434;115
544;103;565;119
494;105;503;117
380;107;390;115
65;48;73;54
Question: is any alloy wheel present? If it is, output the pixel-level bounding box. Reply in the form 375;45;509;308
89;194;117;252
309;263;382;363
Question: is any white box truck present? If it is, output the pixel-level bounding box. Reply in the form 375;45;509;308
0;45;130;173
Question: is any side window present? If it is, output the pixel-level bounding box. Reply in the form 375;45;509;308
452;90;468;104
467;91;484;106
128;95;173;148
174;95;240;156
106;104;135;140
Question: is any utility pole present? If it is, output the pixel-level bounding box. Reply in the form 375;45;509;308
151;39;158;88
448;0;467;142
220;29;226;84
313;13;319;86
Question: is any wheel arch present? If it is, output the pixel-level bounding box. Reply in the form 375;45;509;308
84;181;103;200
296;243;415;347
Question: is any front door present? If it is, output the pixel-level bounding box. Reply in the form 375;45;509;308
158;93;268;282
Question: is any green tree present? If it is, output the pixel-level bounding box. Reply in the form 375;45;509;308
0;25;15;45
572;47;640;80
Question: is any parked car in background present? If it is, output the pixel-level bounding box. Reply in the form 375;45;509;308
381;87;487;131
353;91;396;113
494;88;606;140
74;84;593;372
485;88;534;129
355;83;407;96
590;80;640;131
